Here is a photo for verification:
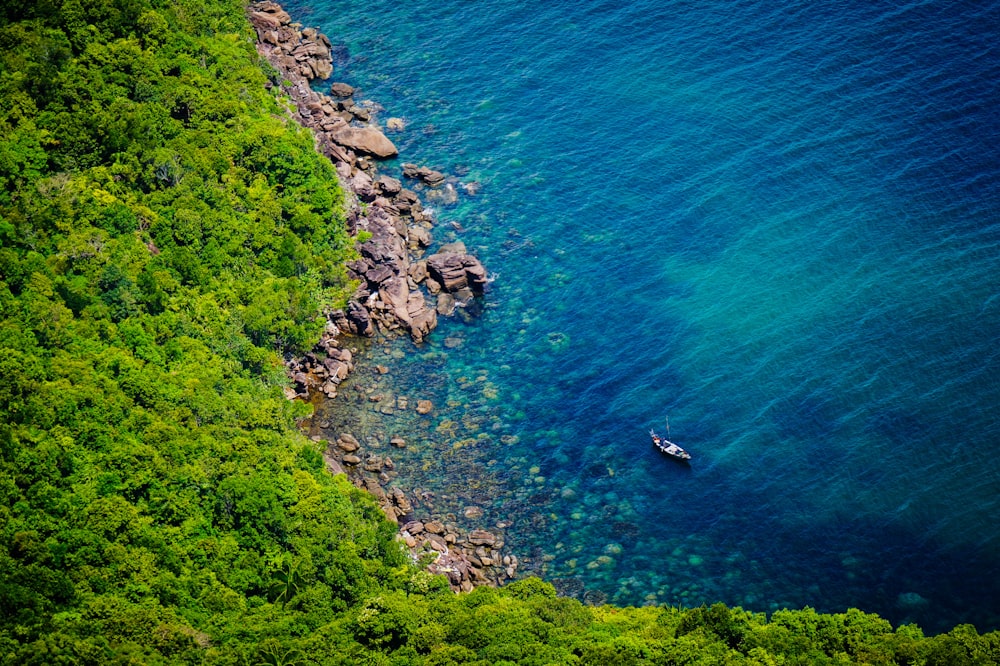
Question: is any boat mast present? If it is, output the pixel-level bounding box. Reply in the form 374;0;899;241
665;415;670;440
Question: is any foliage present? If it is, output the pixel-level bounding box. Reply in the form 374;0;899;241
2;0;999;664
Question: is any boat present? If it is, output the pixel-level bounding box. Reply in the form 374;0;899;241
651;429;691;461
650;417;691;461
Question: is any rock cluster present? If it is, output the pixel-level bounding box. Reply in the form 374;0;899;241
249;2;334;80
250;2;507;592
284;332;354;401
317;430;519;590
249;1;487;344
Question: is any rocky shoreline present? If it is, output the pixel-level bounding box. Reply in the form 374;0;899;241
248;2;516;591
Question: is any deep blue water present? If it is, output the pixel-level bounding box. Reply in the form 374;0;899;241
292;0;1000;633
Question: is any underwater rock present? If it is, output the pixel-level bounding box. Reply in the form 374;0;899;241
897;591;930;608
416;399;434;415
424;183;458;205
436;293;457;316
468;529;497;547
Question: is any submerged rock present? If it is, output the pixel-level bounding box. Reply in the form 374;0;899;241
468;529;497;547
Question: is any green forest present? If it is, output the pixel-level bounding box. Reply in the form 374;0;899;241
0;0;997;663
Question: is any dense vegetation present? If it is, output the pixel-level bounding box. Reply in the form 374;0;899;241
1;0;998;663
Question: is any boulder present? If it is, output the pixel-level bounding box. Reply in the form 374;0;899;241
410;306;438;342
436;293;456;316
402;520;424;535
426;253;488;294
363;476;387;502
337;438;359;453
378;277;412;326
364;265;394;286
391;488;413;517
322;449;346;476
408;225;432;249
392;189;419;214
377;175;402;196
350;170;376;200
332;126;398;158
346;299;374;336
402;163;446;186
424;520;446;535
408;260;428;284
250;11;285;31
311;59;333;80
329;82;355;97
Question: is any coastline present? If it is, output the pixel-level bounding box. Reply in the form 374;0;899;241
247;1;517;591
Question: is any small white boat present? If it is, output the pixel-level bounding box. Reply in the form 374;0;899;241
650;417;691;462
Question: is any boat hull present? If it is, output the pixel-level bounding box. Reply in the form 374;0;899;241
650;430;691;462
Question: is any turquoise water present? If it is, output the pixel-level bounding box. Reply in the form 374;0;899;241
294;0;1000;632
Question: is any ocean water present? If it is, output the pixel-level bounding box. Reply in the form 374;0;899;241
290;0;1000;633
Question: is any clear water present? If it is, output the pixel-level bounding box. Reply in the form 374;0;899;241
291;0;1000;633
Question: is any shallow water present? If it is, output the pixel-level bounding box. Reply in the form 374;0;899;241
294;0;1000;633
